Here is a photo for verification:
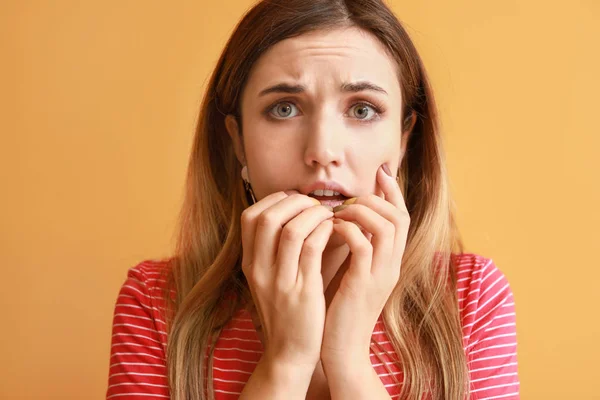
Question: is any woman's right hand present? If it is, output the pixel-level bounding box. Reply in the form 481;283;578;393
240;190;334;371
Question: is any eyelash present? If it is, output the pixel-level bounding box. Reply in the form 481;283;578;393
263;98;386;124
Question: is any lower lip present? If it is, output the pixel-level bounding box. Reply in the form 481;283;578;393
312;197;348;207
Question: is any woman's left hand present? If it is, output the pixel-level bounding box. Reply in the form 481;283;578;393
320;164;411;369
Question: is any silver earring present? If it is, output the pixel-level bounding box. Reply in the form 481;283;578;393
241;166;257;205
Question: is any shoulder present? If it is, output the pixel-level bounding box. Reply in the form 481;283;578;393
112;258;174;342
121;258;174;299
451;254;521;396
106;259;174;398
451;252;517;345
452;252;513;301
125;258;172;289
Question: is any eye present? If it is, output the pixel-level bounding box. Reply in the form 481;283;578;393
349;103;380;121
268;102;299;119
264;100;384;123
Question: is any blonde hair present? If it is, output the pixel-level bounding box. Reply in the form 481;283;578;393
163;0;468;398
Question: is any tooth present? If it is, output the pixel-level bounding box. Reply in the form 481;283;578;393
310;189;344;196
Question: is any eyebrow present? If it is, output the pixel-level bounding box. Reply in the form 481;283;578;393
258;81;388;97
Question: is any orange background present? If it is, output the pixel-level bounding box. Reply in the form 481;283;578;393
1;1;598;399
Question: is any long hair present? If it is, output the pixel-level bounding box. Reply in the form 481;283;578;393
163;0;468;398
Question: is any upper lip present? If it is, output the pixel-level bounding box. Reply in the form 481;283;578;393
300;181;351;197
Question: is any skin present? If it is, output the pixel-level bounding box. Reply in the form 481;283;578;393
226;26;416;398
226;26;413;284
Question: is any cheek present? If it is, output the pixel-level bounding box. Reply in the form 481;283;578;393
244;135;299;199
350;138;397;170
349;134;399;195
355;121;401;154
245;161;285;199
245;120;302;159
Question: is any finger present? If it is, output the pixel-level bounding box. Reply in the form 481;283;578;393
253;194;323;275
331;219;372;280
338;195;397;227
298;218;334;287
375;174;385;200
339;195;408;240
276;205;333;287
377;164;409;215
323;255;350;307
241;191;292;271
333;204;394;274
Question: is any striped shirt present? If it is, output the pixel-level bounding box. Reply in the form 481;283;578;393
106;253;520;399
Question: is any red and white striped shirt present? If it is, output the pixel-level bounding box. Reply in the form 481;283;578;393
106;253;520;399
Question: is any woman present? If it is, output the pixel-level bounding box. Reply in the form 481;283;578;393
106;1;520;399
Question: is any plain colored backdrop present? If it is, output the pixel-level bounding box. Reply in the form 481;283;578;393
1;0;598;399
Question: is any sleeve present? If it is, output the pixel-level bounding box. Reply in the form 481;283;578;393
462;257;520;399
106;264;170;399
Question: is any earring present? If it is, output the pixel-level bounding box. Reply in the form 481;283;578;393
241;165;257;205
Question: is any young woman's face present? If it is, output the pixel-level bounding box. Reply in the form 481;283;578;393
227;26;408;203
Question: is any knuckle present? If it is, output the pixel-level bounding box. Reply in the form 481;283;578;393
286;193;305;203
241;259;251;274
257;211;278;229
356;242;373;257
302;239;323;257
281;225;301;242
388;213;401;226
241;260;253;275
247;270;267;290
242;263;256;281
274;276;292;293
382;220;396;235
352;203;366;212
399;209;411;222
240;208;255;225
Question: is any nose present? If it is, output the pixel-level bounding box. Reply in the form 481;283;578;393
303;108;345;169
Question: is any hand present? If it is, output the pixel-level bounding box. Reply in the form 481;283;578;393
240;190;334;370
320;164;411;368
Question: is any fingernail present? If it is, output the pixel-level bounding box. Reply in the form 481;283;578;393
311;198;322;206
333;204;347;213
343;197;357;206
381;164;392;176
322;205;334;212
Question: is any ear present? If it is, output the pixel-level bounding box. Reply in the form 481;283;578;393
400;110;417;159
225;114;245;165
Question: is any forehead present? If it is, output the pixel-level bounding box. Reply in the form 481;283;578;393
244;26;400;96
